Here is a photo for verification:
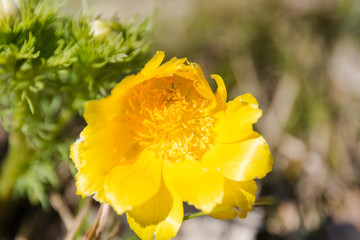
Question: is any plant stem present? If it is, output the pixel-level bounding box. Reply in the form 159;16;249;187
0;130;33;199
183;196;275;221
0;129;34;227
64;197;92;240
84;203;111;240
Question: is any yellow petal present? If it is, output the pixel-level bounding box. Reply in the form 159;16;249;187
104;148;162;214
210;179;257;219
189;63;216;101
213;113;254;144
127;182;183;240
167;63;217;111
111;52;186;97
212;111;253;143
110;52;219;114
202;134;273;181
212;93;263;143
227;94;261;119
237;92;259;106
70;120;135;201
163;157;224;213
110;51;165;96
83;94;127;125
142;51;165;74
211;74;227;104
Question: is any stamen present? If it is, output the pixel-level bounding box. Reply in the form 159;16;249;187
126;76;214;161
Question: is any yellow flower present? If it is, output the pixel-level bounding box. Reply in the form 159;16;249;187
71;51;273;239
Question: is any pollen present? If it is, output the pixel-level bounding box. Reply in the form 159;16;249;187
126;76;214;161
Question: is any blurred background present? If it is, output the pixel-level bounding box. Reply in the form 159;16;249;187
1;0;360;239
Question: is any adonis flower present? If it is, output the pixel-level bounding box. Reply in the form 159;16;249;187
71;51;273;239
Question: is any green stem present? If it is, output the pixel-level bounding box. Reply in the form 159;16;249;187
0;130;34;199
183;196;275;221
0;130;34;226
183;211;207;221
252;195;275;207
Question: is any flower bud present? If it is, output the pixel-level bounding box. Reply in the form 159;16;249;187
90;19;112;41
0;0;20;21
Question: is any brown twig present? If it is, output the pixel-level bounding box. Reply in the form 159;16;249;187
83;203;111;240
64;197;92;240
50;191;74;231
105;216;121;240
95;204;111;239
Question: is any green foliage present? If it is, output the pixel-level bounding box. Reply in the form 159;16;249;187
14;160;58;207
0;0;151;205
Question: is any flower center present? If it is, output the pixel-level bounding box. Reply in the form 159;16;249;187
126;76;214;161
